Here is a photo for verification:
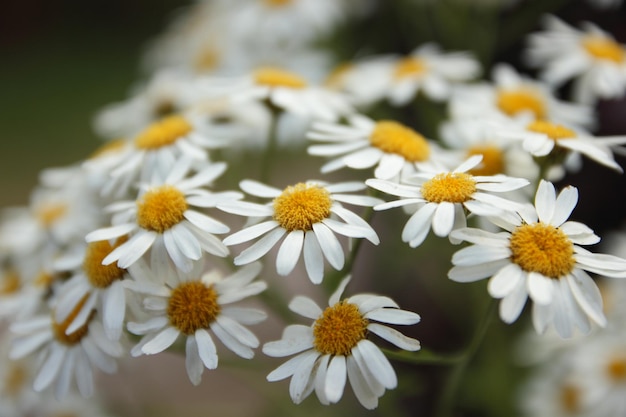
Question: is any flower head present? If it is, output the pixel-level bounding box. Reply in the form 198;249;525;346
262;277;420;409
126;262;267;386
448;180;626;338
220;180;381;284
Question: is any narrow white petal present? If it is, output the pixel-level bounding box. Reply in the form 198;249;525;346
567;270;606;327
488;263;525;298
223;221;279;246
314;354;331;405
289;350;319;404
127;316;169;335
402;203;436;246
550;186;578;227
141;327;180;354
527;272;554;305
535;180;556;224
215;315;259;348
347;355;379;410
195;329;218;370
374;153;404;180
34;344;66;392
329;275;352;306
452;245;510;266
450;228;511;246
85;223;135;242
185;335;203;385
240;180;282;198
353;340;397;389
184;210;230;234
210;320;254;359
217;200;274;217
234;228;286;265
267;350;316;382
289;296;323;319
325;355;347;403
448;260;509;282
303;231;324;284
499;280;528;324
365;309;421;325
111;231;157;268
368;323;421;351
276;231;304;276
312;223;345;270
102;281;126;340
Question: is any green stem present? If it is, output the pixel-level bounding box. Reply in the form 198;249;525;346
434;298;497;417
259;101;282;185
383;347;462;366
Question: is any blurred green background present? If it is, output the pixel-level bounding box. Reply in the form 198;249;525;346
0;0;191;208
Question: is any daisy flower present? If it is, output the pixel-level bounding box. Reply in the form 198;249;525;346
52;239;134;341
525;15;626;104
219;179;381;284
366;155;530;248
8;299;124;399
126;262;267;386
227;0;345;48
494;117;626;176
449;63;594;129
103;111;231;193
228;66;354;122
384;43;481;105
85;158;240;273
262;276;421;409
307;114;457;180
448;180;626;338
93;69;198;139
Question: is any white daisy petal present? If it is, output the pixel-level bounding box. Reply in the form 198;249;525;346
276;231;304;276
195;328;218;370
289;296;323;320
364;309;421;325
347;355;379;410
325;355;347;404
267;350;316;382
535;180;556;224
353;340;397;389
312;222;345;270
141;327;180;354
367;323;421;351
223;220;280;246
234;228;287;265
303;231;325;284
185;335;203;386
487;263;525;298
527;272;554;305
567;270;607;327
550;185;578;227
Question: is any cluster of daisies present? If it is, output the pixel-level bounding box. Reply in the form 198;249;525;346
2;0;626;416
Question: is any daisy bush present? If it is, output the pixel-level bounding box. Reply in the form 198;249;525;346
2;1;626;417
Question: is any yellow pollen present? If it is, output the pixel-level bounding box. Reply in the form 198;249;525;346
607;356;626;382
509;223;575;279
136;185;188;233
167;281;220;335
421;172;477;203
34;271;55;288
0;270;21;295
582;36;625;63
194;47;220;72
36;203;67;228
263;0;293;7
369;121;430;162
324;63;354;89
496;89;546;119
272;183;332;232
393;57;427;80
466;145;505;176
134;115;193;150
253;67;307;89
52;295;94;345
560;384;581;414
83;238;128;288
313;301;369;356
527;120;576;141
89;139;126;160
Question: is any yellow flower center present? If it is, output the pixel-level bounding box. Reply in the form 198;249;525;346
167;281;220;335
136;185;188;233
607;356;626;382
89;139;126;160
526;120;576;141
313;301;369;356
324;63;354;89
393;57;427;80
52;295;95;346
421;172;477;203
194;47;220;72
83;238;128;288
0;270;21;295
369;121;430;162
496;89;546;119
273;183;332;232
509;223;575;279
34;271;56;288
560;384;581;414
253;67;307;89
36;203;67;228
466;145;505;176
264;0;293;7
582;36;625;63
134;115;193;150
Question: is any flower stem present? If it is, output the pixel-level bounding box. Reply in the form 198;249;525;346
383;347;462;366
259;101;282;185
434;298;497;417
